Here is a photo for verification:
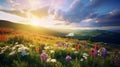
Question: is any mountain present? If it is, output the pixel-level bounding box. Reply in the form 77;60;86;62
75;30;120;44
60;29;120;44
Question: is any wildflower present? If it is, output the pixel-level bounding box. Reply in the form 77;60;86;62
44;46;50;50
18;47;29;52
57;42;63;47
17;45;29;52
83;56;87;59
64;43;68;47
21;50;29;56
0;46;9;54
93;49;98;56
94;43;99;50
15;42;18;44
50;50;55;54
47;58;57;63
9;51;16;56
12;46;17;50
29;45;35;47
72;48;75;51
80;58;84;61
47;58;51;62
89;49;98;56
35;47;39;53
18;47;23;52
83;53;89;57
40;53;48;60
74;51;79;54
101;48;107;57
51;59;57;63
66;55;72;61
82;53;89;60
75;45;81;50
89;49;94;55
0;35;7;41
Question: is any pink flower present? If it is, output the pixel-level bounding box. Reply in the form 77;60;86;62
57;42;63;47
94;43;99;50
64;43;68;47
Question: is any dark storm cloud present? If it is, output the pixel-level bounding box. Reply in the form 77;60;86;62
94;9;120;26
55;0;120;27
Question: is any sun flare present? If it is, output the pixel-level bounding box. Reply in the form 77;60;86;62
29;18;41;26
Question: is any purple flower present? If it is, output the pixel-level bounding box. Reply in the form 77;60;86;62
40;53;48;60
101;48;107;57
66;55;72;61
57;42;63;47
64;43;68;47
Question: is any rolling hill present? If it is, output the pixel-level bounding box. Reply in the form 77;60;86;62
63;29;120;44
0;20;65;36
0;20;120;44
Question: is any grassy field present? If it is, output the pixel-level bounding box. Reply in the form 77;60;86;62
0;26;120;67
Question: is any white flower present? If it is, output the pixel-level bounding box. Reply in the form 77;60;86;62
21;50;29;56
18;46;29;52
50;50;55;54
9;51;16;56
12;46;16;50
18;47;23;52
0;51;4;54
83;56;87;59
15;42;18;44
12;45;20;50
98;54;101;56
72;48;75;51
51;59;57;63
29;45;35;47
44;46;50;50
83;53;89;57
98;50;100;53
80;58;84;61
47;58;51;62
47;58;57;63
0;46;9;54
74;51;79;54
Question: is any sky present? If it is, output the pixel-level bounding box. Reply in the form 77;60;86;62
0;0;120;30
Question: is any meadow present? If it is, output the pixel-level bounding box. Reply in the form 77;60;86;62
0;27;120;67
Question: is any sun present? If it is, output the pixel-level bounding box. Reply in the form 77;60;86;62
29;18;41;26
28;17;54;28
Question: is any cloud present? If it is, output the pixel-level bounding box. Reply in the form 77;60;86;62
0;5;3;9
0;11;26;23
94;9;120;26
52;0;120;27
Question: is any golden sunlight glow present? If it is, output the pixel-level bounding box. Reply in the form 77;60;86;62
26;11;73;29
29;18;41;26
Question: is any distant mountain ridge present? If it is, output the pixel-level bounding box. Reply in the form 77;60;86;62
56;29;120;44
